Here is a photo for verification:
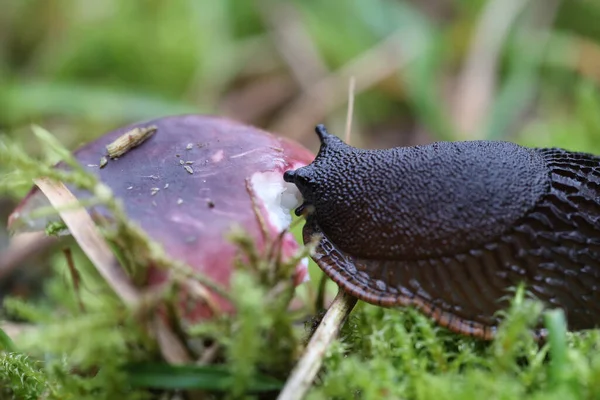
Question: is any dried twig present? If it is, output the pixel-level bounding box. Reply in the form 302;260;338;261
451;0;531;137
270;29;414;141
152;315;192;364
197;342;221;365
257;1;328;90
33;177;192;364
185;280;222;316
344;77;356;145
219;74;296;123
245;178;270;242
453;0;560;139
63;248;85;312
34;177;140;306
278;76;360;400
277;289;358;400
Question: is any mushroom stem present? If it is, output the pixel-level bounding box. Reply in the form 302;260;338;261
277;288;358;400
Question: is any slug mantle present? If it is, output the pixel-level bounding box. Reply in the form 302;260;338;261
284;125;549;261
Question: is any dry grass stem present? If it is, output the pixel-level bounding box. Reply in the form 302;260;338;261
277;289;358;400
344;76;356;145
258;1;328;90
33;177;140;306
33;177;193;364
451;0;531;137
270;29;413;141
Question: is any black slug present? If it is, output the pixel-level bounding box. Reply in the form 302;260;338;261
283;125;600;340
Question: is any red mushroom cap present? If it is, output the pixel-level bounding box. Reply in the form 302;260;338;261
9;115;315;320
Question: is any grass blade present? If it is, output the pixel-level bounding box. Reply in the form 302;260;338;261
555;1;600;44
126;363;282;392
0;327;15;352
544;309;568;387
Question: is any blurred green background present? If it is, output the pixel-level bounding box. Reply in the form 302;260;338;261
3;0;600;289
3;2;600;397
2;0;600;153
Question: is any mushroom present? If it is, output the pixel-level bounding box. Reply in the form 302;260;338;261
7;115;315;321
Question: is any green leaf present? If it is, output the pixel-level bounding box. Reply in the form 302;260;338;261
484;2;542;140
555;1;600;45
125;363;282;392
0;81;198;125
544;309;568;387
388;2;456;141
0;327;15;352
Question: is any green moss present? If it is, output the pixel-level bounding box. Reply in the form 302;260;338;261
44;220;68;236
308;295;600;400
0;126;311;398
4;1;600;398
0;353;48;400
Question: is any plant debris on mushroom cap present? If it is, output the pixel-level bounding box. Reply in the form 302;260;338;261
8;115;314;320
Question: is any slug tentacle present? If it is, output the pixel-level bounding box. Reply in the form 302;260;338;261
315;124;330;143
287;125;600;339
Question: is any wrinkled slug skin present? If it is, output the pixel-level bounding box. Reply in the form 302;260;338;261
284;125;600;339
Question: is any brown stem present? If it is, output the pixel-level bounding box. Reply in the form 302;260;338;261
63;247;85;312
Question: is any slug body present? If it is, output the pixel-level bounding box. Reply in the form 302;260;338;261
284;125;600;339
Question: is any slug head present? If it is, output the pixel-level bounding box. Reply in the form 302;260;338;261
284;124;551;261
283;124;352;217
